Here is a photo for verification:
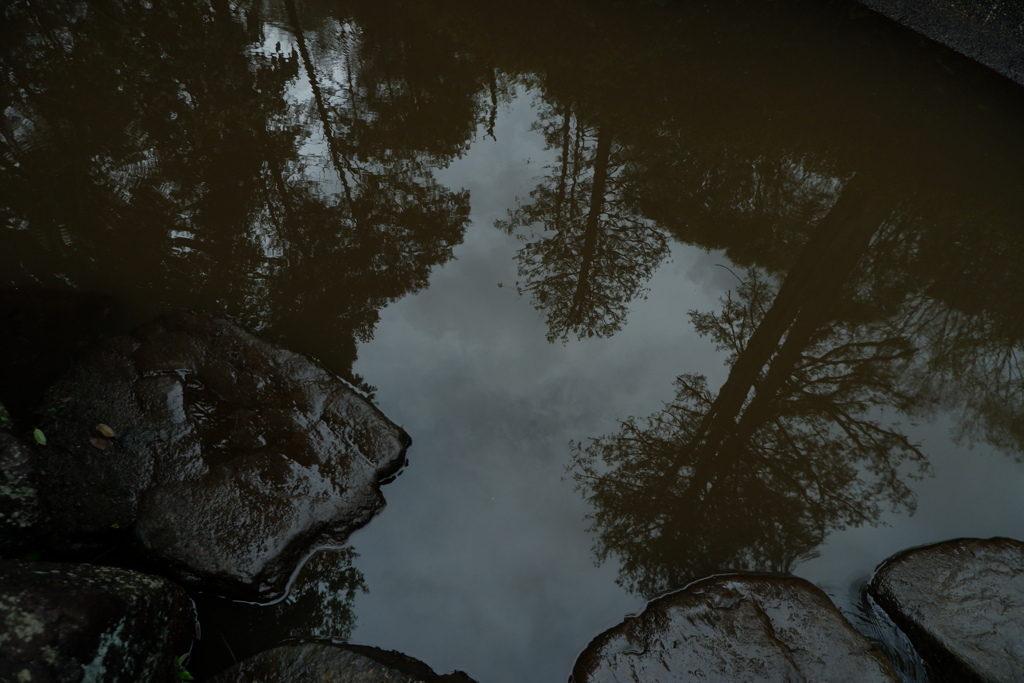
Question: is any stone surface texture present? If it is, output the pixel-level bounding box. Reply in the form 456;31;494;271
571;573;898;683
35;310;410;600
0;431;42;557
0;560;193;683
868;537;1024;682
854;0;1024;85
207;642;478;683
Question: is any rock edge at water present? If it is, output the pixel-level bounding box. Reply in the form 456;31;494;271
207;641;479;683
571;573;898;682
35;310;411;601
868;536;1024;682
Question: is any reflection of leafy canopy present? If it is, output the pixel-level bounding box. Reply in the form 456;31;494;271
0;0;478;380
572;270;928;598
497;105;668;342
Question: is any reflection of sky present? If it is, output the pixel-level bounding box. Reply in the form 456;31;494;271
349;91;741;680
351;89;1024;681
799;412;1024;610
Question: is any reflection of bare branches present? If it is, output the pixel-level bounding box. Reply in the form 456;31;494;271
899;300;1024;458
572;267;928;598
853;216;1024;458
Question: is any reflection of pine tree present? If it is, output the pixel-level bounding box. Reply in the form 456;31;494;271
496;102;668;342
571;177;929;598
0;0;479;379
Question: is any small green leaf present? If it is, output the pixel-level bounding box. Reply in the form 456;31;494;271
33;428;46;446
174;652;194;681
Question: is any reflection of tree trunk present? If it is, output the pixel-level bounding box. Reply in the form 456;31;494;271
672;174;891;490
568;125;612;327
284;0;358;215
553;105;573;231
568;119;587;221
485;67;499;141
210;0;233;24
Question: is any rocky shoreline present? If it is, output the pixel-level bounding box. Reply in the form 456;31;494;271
3;307;1023;681
571;537;1024;682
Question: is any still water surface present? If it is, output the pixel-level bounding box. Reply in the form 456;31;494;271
3;0;1024;680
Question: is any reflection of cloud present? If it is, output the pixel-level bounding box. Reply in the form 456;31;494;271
350;90;730;681
436;89;551;227
684;249;750;298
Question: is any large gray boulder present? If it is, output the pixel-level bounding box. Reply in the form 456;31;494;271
35;310;410;600
0;560;194;683
207;642;478;683
868;537;1024;682
571;574;898;682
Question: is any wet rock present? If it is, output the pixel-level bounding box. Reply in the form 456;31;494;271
0;560;194;683
36;310;410;600
868;537;1024;682
0;399;43;558
571;574;897;682
0;431;42;557
207;642;478;683
0;401;13;432
853;0;1024;86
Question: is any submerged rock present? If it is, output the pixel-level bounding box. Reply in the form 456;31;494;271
35;310;410;600
868;537;1024;682
207;642;478;683
571;574;897;682
0;560;193;683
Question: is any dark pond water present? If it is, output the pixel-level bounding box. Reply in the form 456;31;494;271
4;0;1024;680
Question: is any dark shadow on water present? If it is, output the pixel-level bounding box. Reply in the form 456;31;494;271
188;546;366;680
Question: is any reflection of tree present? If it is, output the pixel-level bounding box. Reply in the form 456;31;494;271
265;547;366;642
496;102;668;342
878;219;1024;459
193;547;366;676
571;177;929;597
0;0;480;379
